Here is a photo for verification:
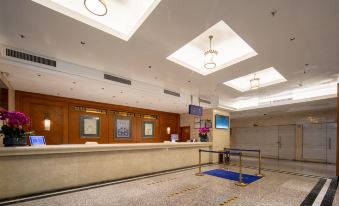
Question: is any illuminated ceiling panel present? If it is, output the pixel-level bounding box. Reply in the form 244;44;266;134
32;0;161;41
223;67;287;92
167;20;257;76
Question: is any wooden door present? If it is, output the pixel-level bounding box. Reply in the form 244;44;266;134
180;126;190;142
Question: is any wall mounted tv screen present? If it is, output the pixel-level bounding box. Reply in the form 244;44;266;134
189;104;203;116
215;114;229;129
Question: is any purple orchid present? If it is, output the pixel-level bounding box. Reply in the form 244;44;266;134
0;111;31;128
198;127;210;134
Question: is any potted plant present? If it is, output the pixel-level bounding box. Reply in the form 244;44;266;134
0;111;31;147
198;127;210;142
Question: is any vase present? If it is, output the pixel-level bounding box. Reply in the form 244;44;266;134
3;134;27;147
199;134;208;142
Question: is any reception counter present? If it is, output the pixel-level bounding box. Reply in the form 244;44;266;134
0;142;212;200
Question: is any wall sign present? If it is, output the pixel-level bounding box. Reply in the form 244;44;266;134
115;116;132;139
80;115;100;138
143;121;154;138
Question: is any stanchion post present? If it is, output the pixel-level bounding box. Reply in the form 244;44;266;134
224;150;229;171
195;149;204;176
235;152;247;187
255;150;264;177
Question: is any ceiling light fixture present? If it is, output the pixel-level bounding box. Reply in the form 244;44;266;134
84;0;107;16
204;35;218;69
250;74;260;90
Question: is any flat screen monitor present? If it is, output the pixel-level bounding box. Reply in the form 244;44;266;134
189;104;203;116
29;136;46;146
171;134;178;142
215;114;229;129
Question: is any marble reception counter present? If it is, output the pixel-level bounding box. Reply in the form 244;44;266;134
0;142;212;199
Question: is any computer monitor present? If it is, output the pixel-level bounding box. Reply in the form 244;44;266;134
29;136;46;146
171;134;178;142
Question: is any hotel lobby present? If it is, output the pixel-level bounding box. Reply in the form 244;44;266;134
0;0;338;205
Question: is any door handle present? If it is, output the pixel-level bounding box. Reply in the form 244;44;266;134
329;138;331;150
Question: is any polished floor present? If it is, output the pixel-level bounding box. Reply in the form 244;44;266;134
3;157;338;206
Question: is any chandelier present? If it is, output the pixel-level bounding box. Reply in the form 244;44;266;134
250;74;260;89
204;35;218;69
84;0;107;16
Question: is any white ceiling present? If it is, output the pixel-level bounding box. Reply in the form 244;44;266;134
231;98;337;119
0;0;338;114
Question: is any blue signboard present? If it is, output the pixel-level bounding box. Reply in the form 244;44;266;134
189;104;203;116
215;114;230;129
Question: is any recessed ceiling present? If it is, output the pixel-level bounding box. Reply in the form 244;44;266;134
223;67;287;92
0;0;338;114
32;0;161;41
225;81;337;110
167;20;257;76
231;98;337;119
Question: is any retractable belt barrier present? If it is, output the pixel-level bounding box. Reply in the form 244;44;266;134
195;149;248;187
223;148;264;177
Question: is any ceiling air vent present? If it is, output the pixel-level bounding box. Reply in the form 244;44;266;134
199;98;211;104
164;89;180;97
5;48;56;67
104;74;131;85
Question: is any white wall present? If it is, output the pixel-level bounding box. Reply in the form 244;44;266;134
180;108;230;162
231;108;336;161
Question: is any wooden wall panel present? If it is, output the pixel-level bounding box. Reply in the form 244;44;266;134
159;115;180;142
109;115;137;143
17;96;68;145
15;91;180;144
68;105;108;144
137;118;160;143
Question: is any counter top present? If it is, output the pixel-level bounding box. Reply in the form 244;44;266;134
0;142;212;157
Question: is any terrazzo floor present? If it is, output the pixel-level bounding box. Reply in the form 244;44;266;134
4;158;338;206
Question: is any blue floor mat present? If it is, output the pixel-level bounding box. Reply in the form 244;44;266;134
203;169;262;184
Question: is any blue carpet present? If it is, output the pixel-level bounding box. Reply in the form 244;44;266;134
203;169;262;184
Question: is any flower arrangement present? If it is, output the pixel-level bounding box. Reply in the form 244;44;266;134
198;127;210;142
0;111;31;146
